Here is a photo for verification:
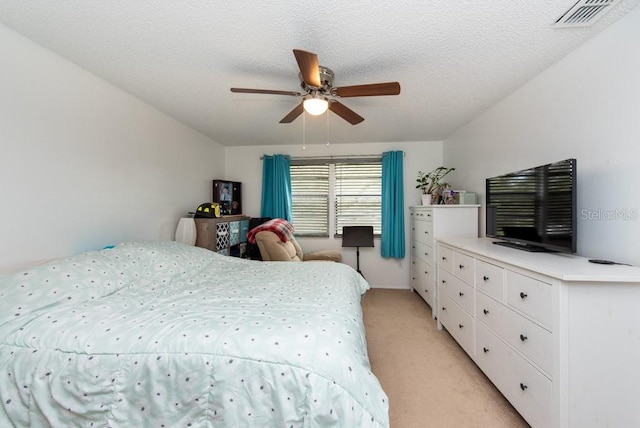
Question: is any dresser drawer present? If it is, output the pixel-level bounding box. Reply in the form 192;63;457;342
437;268;455;300
439;269;474;315
229;221;241;245
475;260;505;300
475;323;552;428
454;252;475;285
411;241;434;264
216;221;230;250
439;294;474;357
239;219;250;243
411;218;434;245
476;292;552;376
506;270;552;329
411;207;433;221
411;258;435;307
438;245;454;273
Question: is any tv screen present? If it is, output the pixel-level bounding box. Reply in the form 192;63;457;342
486;158;576;253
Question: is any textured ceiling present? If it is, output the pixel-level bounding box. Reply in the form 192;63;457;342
1;1;638;146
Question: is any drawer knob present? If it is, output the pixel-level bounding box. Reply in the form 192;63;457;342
520;383;528;391
424;252;429;257
458;324;464;329
423;289;428;293
442;256;447;260
483;347;489;353
441;280;447;284
483;309;489;315
459;264;464;269
458;292;464;297
520;334;528;342
520;292;528;299
441;307;446;311
424;271;429;275
483;275;489;281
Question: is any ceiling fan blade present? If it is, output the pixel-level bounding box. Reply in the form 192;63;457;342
279;103;304;123
231;88;302;97
332;82;401;97
329;101;365;125
293;49;322;88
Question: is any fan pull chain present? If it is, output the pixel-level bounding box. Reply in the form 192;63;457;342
326;111;330;147
302;110;306;150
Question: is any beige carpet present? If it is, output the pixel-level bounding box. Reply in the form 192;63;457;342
362;288;530;428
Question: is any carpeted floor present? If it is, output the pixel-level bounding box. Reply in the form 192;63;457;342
362;288;530;428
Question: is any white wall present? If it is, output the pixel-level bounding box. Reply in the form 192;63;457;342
0;24;225;273
443;7;640;265
226;141;443;288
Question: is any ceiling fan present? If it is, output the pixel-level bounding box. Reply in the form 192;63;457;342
230;49;401;125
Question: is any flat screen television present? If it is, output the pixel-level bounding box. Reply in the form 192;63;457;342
486;158;576;253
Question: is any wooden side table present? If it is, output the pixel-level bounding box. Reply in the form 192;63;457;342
194;215;250;257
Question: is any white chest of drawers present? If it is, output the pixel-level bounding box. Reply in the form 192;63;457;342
409;206;479;318
436;237;640;428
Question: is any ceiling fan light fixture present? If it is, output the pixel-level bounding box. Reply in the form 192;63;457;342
231;49;400;125
303;95;329;116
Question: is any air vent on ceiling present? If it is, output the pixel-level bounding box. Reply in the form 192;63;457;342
554;0;621;27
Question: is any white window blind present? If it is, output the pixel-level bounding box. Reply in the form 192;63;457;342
290;163;330;236
335;162;382;235
290;158;381;236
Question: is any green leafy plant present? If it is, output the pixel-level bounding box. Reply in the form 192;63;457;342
416;166;455;195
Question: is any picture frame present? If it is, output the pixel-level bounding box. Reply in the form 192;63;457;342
212;180;242;215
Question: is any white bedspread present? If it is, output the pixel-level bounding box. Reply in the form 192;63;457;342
0;241;388;427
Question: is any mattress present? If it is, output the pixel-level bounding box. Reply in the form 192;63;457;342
0;241;388;427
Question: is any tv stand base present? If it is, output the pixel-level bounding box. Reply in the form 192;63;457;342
492;240;555;252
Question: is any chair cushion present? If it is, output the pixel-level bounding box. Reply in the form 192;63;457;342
303;250;342;262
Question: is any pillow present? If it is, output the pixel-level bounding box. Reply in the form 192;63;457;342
247;219;295;244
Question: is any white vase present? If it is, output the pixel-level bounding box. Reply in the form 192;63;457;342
421;194;432;205
175;217;197;245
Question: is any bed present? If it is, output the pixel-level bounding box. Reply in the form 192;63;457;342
0;241;388;427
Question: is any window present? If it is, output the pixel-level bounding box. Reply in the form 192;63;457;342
290;163;329;236
291;158;382;236
335;162;382;235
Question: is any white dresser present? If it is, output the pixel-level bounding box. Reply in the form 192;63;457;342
436;237;640;428
409;205;479;318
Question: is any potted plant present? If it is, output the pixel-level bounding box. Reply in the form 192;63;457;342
416;166;455;205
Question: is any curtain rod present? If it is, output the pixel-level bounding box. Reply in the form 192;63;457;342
259;152;405;160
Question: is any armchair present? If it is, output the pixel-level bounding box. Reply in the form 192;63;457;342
247;219;341;262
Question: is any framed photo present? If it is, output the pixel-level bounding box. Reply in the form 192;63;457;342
212;180;242;215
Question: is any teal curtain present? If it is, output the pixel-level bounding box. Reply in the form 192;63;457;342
381;151;405;258
261;154;293;221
